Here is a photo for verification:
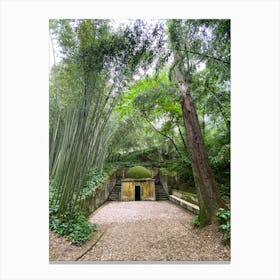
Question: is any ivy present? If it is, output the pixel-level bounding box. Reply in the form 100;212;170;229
216;208;231;245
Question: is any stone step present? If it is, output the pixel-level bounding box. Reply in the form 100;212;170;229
155;184;169;201
108;185;121;201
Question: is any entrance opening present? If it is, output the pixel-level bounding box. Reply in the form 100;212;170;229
135;186;141;201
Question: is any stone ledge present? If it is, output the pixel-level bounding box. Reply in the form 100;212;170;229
169;195;199;215
121;178;154;182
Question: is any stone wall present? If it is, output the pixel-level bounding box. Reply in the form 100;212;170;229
115;167;127;184
169;195;199;215
172;189;198;206
81;170;117;216
151;167;160;184
158;168;178;195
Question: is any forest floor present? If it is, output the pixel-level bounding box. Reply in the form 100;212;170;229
49;201;230;262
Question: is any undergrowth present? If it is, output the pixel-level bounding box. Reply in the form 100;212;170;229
49;211;96;245
191;208;230;246
49;168;109;246
216;208;231;246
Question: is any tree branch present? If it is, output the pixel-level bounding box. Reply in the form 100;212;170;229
169;47;230;65
141;111;182;157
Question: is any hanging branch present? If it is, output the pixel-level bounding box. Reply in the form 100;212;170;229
140;111;182;157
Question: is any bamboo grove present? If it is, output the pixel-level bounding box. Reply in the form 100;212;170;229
49;19;166;217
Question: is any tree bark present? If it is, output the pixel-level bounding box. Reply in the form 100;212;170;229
174;51;225;225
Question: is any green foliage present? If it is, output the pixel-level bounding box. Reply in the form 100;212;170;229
49;179;59;215
159;167;176;176
126;166;152;178
81;168;109;199
50;19;230;232
49;168;111;245
165;154;195;191
191;217;201;228
208;137;230;198
67;214;96;245
174;190;198;205
115;73;171;119
109;145;164;168
198;209;210;227
216;208;231;245
191;209;210;228
49;212;96;246
49;19;168;216
110;20;230;212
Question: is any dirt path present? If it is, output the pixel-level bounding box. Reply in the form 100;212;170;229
50;201;230;262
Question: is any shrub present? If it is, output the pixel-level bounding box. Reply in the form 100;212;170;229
49;212;96;246
125;166;151;179
216;208;230;246
67;213;96;245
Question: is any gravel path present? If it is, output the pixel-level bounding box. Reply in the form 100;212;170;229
78;201;230;261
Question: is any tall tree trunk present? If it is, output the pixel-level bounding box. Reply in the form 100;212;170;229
174;52;225;226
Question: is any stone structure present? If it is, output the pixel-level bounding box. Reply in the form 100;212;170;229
81;170;117;216
121;178;155;201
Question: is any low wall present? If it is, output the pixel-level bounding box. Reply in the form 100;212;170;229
81;169;117;216
172;189;198;206
169;195;199;215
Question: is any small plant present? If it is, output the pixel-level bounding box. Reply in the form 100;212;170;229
49;212;96;246
191;209;209;228
67;213;96;245
216;208;230;246
191;217;201;228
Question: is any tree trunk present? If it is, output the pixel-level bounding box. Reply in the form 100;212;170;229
174;52;225;226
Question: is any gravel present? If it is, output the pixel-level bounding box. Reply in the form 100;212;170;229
49;201;230;262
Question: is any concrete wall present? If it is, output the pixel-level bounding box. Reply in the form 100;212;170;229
172;189;198;206
81;170;117;216
169;195;199;215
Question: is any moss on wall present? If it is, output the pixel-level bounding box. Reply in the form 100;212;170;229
172;190;198;206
